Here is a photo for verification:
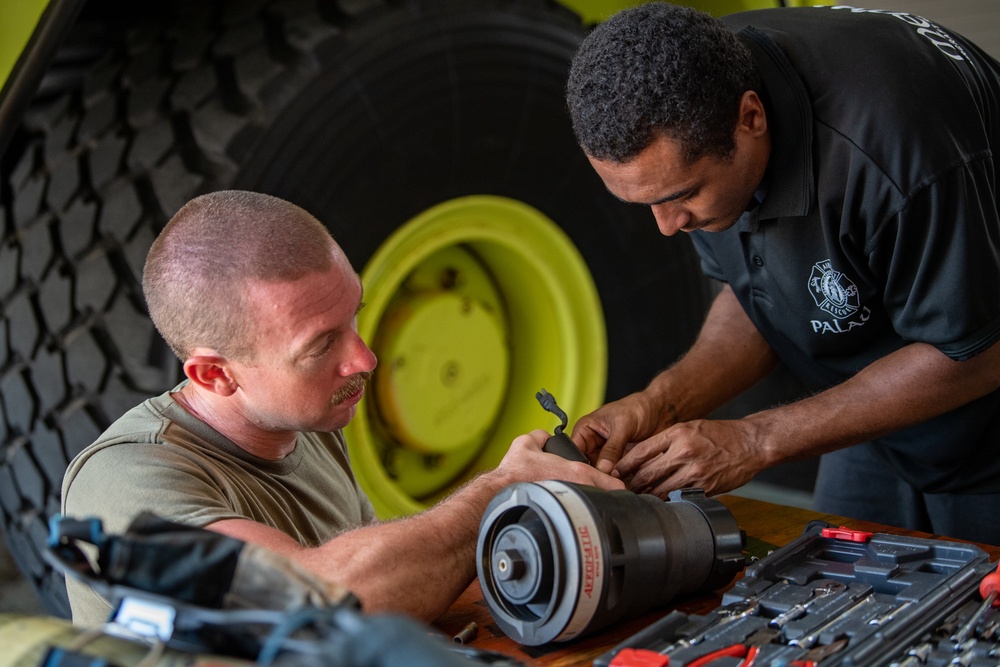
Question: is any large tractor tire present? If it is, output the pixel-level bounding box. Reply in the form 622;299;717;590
0;0;713;616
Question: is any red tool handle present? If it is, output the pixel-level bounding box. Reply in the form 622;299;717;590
609;648;670;667
981;562;1000;607
687;644;747;667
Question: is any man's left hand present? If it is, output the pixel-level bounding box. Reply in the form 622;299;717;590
614;419;766;497
500;429;626;491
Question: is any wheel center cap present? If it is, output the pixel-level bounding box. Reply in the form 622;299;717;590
373;291;508;454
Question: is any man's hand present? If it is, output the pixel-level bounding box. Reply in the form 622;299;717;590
499;429;625;491
571;285;779;476
570;392;667;474
615;418;767;497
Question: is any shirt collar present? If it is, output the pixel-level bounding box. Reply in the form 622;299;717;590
737;26;815;221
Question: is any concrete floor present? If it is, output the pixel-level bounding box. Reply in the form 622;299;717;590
1;0;997;621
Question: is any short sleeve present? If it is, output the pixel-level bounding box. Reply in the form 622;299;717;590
62;441;244;535
61;441;244;627
872;155;1000;361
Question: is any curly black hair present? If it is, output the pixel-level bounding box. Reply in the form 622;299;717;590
566;2;759;163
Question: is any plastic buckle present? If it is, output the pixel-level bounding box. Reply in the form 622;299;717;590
104;597;176;642
820;526;874;543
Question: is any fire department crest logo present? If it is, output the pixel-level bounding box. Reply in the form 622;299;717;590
808;260;859;319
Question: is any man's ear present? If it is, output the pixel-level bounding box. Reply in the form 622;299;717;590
183;353;239;397
738;90;768;137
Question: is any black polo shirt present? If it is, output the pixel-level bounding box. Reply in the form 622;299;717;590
691;7;1000;493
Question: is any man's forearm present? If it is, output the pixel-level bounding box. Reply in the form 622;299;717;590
747;339;1000;467
302;467;517;621
210;432;623;622
645;285;778;427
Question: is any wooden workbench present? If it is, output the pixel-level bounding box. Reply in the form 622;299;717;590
434;495;1000;667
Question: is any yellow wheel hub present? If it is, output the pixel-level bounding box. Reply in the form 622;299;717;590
374;289;509;455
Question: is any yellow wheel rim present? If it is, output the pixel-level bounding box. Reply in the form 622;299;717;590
346;195;606;517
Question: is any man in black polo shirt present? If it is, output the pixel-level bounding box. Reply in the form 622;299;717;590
564;3;1000;543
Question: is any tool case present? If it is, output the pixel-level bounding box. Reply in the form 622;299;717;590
595;521;1000;667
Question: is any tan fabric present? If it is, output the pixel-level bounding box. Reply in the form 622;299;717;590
61;383;375;627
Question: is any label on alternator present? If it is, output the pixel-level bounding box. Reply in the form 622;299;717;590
578;523;599;599
538;480;605;640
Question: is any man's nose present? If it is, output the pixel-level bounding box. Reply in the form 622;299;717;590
651;203;688;236
342;334;378;375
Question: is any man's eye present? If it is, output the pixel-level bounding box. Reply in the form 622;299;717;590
311;338;333;357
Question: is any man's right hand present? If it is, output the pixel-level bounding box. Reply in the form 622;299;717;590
498;429;624;491
570;392;667;474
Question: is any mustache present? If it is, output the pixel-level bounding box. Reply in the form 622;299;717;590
332;371;374;404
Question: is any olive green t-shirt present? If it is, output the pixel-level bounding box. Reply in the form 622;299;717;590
60;384;376;626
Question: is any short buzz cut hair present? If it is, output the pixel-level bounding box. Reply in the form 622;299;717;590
566;2;759;163
142;190;337;361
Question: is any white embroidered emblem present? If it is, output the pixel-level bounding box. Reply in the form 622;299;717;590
808;260;859;319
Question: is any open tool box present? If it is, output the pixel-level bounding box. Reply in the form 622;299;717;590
596;521;1000;667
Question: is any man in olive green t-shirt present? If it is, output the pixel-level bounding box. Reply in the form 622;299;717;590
61;190;622;627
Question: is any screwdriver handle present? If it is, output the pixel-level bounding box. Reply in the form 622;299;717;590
980;562;1000;606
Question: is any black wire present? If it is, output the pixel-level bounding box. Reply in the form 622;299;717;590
535;388;568;434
